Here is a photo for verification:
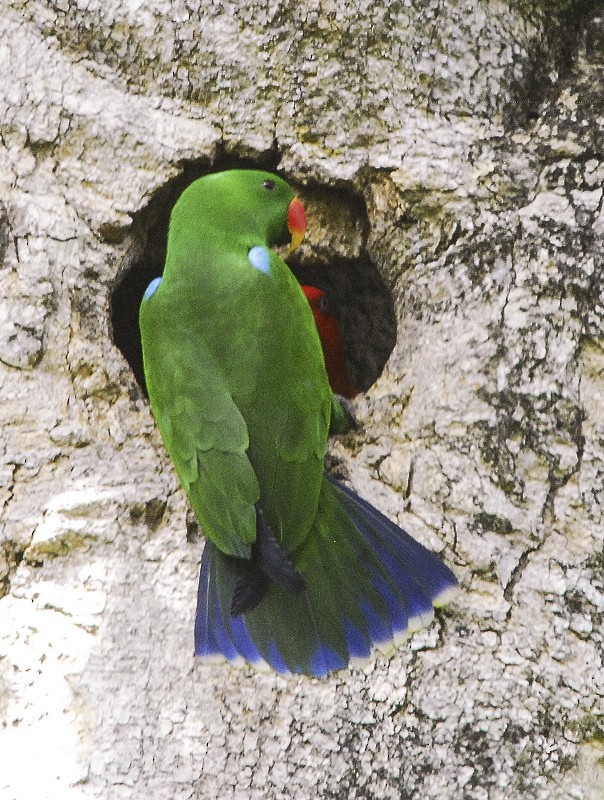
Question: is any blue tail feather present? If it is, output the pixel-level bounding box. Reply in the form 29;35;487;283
196;543;269;668
194;548;225;660
195;474;457;677
358;598;392;648
370;574;412;636
267;640;290;674
343;618;372;661
226;609;266;666
309;642;347;678
208;577;240;662
359;528;435;621
331;475;456;602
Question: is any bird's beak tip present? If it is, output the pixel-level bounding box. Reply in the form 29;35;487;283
287;197;307;254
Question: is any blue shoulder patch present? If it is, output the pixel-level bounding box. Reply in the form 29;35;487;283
143;277;162;301
248;245;271;274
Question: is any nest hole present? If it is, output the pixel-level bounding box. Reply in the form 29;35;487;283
111;157;397;397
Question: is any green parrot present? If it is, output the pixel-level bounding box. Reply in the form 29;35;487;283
139;169;457;677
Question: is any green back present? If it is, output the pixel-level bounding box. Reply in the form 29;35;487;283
139;170;331;558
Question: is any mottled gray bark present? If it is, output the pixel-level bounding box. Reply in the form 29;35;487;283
1;1;603;798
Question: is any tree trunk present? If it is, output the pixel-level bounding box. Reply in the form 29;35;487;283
1;2;603;798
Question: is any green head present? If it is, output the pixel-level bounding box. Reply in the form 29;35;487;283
166;170;306;258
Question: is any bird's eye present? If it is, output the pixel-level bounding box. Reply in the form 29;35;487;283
319;295;330;314
262;180;276;191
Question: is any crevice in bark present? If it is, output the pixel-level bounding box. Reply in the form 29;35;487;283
0;541;26;600
504;0;602;129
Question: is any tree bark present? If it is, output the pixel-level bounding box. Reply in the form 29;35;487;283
1;2;603;798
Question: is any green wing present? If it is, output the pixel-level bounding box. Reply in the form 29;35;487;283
237;250;331;554
140;288;259;560
140;240;332;561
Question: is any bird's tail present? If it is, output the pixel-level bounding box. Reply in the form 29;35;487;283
194;475;458;677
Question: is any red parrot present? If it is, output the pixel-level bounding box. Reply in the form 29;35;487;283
301;285;358;399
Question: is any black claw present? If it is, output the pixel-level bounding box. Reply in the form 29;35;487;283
230;506;305;616
231;563;268;616
255;507;306;594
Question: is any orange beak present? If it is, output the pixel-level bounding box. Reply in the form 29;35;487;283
287;197;307;255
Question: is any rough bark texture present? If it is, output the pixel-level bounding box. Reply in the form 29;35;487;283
1;1;603;798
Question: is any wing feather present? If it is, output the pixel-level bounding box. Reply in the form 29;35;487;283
141;295;259;558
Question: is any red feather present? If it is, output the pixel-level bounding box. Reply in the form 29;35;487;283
302;286;358;399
